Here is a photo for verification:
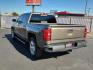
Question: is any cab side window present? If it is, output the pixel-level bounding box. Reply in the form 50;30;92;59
17;14;30;24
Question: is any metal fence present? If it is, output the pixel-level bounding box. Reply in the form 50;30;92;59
57;17;93;32
0;16;93;32
0;15;1;28
92;19;93;32
0;16;18;29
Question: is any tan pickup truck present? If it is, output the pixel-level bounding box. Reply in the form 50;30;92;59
11;13;87;59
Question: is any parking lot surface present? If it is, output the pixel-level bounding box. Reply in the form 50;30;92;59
0;29;93;70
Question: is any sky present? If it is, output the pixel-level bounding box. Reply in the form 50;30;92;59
0;0;93;15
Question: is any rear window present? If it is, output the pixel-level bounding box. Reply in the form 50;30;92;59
29;14;56;23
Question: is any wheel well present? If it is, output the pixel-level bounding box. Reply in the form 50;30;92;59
11;27;15;32
11;26;14;30
28;33;36;41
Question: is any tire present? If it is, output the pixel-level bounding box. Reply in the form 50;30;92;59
29;37;42;59
11;29;15;40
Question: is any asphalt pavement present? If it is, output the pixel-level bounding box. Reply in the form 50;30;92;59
0;29;93;70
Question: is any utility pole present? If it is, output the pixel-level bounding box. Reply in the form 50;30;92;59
85;0;88;16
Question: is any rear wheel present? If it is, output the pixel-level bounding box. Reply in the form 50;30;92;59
29;37;42;59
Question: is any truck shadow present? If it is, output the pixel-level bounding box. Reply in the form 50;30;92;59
5;34;69;61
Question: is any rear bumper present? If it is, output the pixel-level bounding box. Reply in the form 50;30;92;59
45;40;86;52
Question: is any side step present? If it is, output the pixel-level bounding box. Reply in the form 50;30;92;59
15;36;26;44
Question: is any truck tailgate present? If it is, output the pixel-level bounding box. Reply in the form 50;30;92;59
50;24;85;41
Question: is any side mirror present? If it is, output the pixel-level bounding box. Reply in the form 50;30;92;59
12;19;16;22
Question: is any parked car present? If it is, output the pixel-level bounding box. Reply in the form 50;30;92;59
11;13;87;59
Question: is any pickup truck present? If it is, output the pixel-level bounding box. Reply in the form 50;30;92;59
11;13;87;59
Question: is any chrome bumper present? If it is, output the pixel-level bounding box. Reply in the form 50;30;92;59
45;40;86;52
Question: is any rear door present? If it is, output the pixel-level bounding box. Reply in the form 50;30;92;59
14;16;22;36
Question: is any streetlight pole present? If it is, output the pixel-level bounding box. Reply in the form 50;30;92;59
85;0;88;16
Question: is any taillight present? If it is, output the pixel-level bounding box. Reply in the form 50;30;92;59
84;27;87;38
43;28;51;41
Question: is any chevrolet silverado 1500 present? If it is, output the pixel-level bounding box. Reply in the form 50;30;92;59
11;13;87;58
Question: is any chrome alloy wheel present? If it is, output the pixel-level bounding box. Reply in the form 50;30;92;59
30;40;36;56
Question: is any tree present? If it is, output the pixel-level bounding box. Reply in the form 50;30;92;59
12;12;19;16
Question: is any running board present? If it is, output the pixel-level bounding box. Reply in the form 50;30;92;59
15;36;26;44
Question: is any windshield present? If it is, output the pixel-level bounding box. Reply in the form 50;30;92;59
29;14;57;23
